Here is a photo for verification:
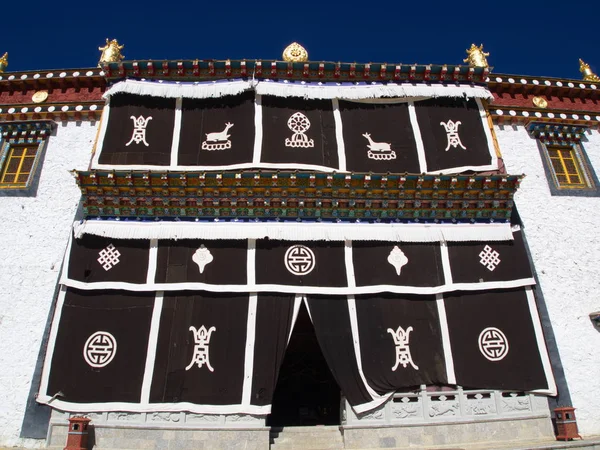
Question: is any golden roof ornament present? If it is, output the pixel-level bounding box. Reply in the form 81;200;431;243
98;38;125;65
282;42;308;62
579;58;599;82
463;43;489;68
0;52;8;73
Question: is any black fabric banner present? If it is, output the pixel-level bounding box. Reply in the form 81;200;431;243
447;230;532;284
255;240;347;288
155;239;247;285
46;288;155;403
306;296;374;407
355;294;446;394
352;241;443;287
178;93;255;166
250;294;297;406
260;96;339;168
414;97;491;172
444;288;548;391
100;94;175;166
150;292;249;405
338;100;420;173
67;233;150;284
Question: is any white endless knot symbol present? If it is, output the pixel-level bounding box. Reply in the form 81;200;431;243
83;331;117;368
284;245;316;276
478;327;509;361
440;120;467;151
97;244;121;271
479;245;501;271
125;115;152;146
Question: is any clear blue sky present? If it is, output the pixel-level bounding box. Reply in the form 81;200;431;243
1;1;597;80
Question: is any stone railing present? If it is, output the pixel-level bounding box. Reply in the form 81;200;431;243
343;386;550;427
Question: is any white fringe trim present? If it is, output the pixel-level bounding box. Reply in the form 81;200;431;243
103;79;494;101
255;81;494;101
103;79;252;99
73;221;513;242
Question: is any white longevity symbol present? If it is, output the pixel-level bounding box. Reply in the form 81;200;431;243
439;120;466;151
387;326;419;371
125;115;152;146
186;325;216;372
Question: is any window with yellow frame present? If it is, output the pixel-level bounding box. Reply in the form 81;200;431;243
0;138;47;192
546;145;592;190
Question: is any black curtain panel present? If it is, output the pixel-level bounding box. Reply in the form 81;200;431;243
250;294;297;407
67;233;150;285
352;241;444;288
178;92;255;166
444;288;549;391
339;100;420;173
100;93;175;166
306;296;374;408
46;288;155;404
255;240;348;288
354;294;447;394
154;239;248;286
260;96;339;168
149;292;248;405
414;97;492;172
447;230;533;284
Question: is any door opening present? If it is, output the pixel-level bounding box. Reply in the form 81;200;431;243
267;302;341;427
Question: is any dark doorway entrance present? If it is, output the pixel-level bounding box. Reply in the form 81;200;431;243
267;302;341;427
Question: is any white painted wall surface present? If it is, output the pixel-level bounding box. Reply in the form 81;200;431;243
496;124;600;436
0;122;97;447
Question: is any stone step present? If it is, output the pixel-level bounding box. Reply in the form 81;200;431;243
270;426;344;450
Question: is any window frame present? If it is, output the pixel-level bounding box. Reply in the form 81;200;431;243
0;121;54;196
528;122;600;197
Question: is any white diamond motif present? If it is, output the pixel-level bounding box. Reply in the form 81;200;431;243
97;244;121;271
479;245;500;271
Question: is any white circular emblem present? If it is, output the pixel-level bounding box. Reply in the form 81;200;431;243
284;245;316;276
478;327;509;361
83;331;117;368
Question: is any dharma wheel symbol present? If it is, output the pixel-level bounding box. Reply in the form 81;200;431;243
285;112;314;148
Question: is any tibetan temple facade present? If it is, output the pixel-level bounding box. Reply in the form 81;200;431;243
0;43;598;449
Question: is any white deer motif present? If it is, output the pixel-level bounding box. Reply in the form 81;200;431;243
205;122;234;142
362;133;397;160
363;133;391;151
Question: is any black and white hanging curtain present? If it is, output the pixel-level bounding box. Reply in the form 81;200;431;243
37;220;556;414
60;226;535;295
91;80;498;173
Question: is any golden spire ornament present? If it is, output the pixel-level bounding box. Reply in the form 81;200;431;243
579;59;599;82
282;42;308;62
0;52;8;73
463;43;489;68
98;38;125;65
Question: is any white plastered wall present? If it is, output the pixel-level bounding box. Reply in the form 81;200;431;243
0;122;97;447
495;124;600;436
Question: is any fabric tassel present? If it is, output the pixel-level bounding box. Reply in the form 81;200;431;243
104;79;494;102
74;221;514;243
104;79;253;100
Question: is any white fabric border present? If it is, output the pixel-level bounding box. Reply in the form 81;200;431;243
436;293;456;385
35;397;272;415
140;291;163;403
526;287;558;396
73;221;515;243
104;79;494;102
61;277;537;296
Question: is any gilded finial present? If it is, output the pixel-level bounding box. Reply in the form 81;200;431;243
0;52;8;73
282;42;308;62
579;58;599;82
463;43;489;68
98;38;125;65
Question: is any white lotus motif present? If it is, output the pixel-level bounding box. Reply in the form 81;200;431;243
192;245;214;274
387;246;409;276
